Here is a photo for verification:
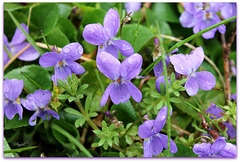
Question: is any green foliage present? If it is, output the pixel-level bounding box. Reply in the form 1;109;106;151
4;65;52;93
162;142;197;157
52;119;80;145
30;3;59;38
111;101;138;126
151;3;180;23
121;23;153;52
4;138;17;157
92;121;120;150
46;27;70;48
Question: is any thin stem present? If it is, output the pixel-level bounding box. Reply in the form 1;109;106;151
35;42;93;62
156;21;171;157
52;124;93;157
4;44;31;71
3;44;13;59
75;100;99;131
27;3;39;28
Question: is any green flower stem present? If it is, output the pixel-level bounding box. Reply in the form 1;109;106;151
156;21;171;157
74;100;125;153
3;44;13;59
4;146;38;154
75;100;99;131
140;16;236;77
51;123;93;157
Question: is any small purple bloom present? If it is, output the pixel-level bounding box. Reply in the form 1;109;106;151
97;52;142;106
125;2;142;14
193;137;236;157
138;106;177;157
39;42;85;85
3;79;24;120
3;23;40;65
21;89;59;126
104;111;111;117
207;103;236;138
193;3;226;39
83;8;134;58
221;3;236;20
180;3;226;39
170;46;216;96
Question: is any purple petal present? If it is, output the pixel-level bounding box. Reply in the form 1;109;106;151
4;101;23;120
125;2;142;14
153;106;167;134
83;23;109;45
98;44;119;59
155;76;171;93
183;2;203;14
158;133;178;153
154;55;170;77
39;52;62;67
100;83;114;107
185;77;199;96
96;51;121;80
103;8;120;39
67;61;85;75
143;139;153;157
54;64;72;82
120;53;142;80
213;15;226;34
38;110;47;120
195;71;216;91
33;90;52;108
180;11;196;28
219;142;237;157
4;78;23;101
29;111;39;126
199;19;218;39
231;93;237;100
3;34;11;65
112;40;134;57
170;54;191;76
224;122;236;138
10;23;28;46
21;94;38;111
47;109;60;120
60;42;83;61
109;82;130;105
221;3;236;20
211;137;226;155
209;3;226;14
189;46;204;71
11;43;40;61
138;120;155;139
206;103;224;119
193;143;211;157
151;136;164;156
125;81;142;103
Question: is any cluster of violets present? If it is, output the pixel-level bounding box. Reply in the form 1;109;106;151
3;79;59;126
3;5;237;158
180;2;236;39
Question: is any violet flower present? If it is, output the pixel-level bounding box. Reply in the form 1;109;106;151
221;3;236;20
3;23;40;65
39;42;85;85
193;2;226;39
3;78;24;120
125;2;142;14
97;52;142;106
21;89;59;126
83;8;134;59
207;103;236;138
169;46;216;96
193;137;236;157
138;106;177;157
